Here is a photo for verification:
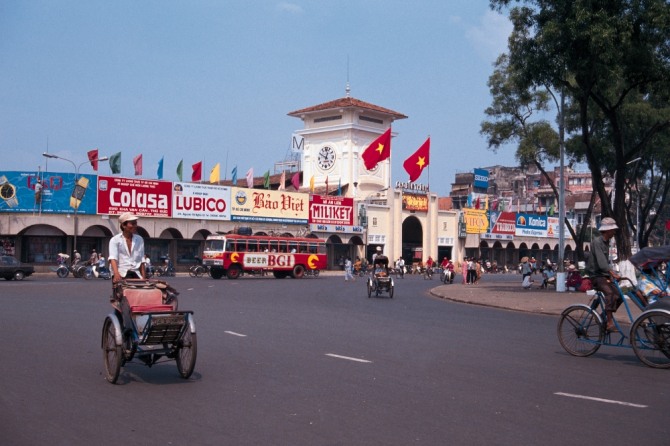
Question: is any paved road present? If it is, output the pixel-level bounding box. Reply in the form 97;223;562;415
0;273;667;445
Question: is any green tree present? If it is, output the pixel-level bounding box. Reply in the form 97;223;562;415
491;0;670;258
481;54;595;261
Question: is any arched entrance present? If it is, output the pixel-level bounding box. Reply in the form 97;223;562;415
326;234;345;270
401;216;423;264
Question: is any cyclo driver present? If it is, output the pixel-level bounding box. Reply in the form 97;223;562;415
108;212;146;334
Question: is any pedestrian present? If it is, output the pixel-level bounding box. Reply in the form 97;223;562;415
461;260;467;284
520;256;532;289
344;257;354;281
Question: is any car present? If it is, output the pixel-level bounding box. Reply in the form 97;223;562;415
0;255;35;281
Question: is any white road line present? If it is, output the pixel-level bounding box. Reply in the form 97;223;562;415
554;392;647;408
224;331;247;337
325;353;372;363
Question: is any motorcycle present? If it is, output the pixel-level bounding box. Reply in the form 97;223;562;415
54;254;91;279
441;269;454;284
156;256;175;277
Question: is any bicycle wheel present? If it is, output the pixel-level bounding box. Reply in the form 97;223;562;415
102;317;122;384
176;328;197;379
630;309;670;369
188;266;197;278
367;279;372;298
557;305;604;357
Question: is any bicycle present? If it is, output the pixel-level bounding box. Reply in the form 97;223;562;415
557;274;670;369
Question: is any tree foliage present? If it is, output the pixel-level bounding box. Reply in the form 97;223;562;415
490;0;670;257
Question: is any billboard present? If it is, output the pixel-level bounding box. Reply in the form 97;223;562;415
402;193;429;212
474;168;489;190
172;182;231;220
230;187;308;224
463;209;489;234
309;195;354;225
0;171;97;214
515;213;548;237
97;175;172;217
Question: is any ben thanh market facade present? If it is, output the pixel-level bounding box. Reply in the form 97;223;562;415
1;169;575;272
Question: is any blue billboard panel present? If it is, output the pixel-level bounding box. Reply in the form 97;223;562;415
474;168;489;190
515;213;548;237
0;171;97;214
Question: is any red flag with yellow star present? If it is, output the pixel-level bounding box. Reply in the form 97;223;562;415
361;127;392;170
403;137;430;182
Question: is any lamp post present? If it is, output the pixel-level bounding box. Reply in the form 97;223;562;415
42;153;108;253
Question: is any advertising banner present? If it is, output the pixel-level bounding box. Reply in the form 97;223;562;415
491;211;517;235
97;175;172;217
515;213;548;237
0;171;97;214
172;182;231;220
464;209;489;234
230;187;308;224
309;195;354;225
474;168;489;190
402;193;428;212
547;216;573;240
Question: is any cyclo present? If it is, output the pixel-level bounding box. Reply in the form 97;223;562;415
557;246;670;369
101;279;197;383
367;255;394;298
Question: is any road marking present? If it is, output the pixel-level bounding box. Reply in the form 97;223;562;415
224;331;247;337
554;392;647;408
325;353;372;363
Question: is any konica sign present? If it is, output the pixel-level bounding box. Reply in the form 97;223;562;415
515;213;548;237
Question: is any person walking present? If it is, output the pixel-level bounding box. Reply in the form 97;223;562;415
344;257;354;282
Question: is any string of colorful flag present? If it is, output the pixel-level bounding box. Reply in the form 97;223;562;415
84;127;430;192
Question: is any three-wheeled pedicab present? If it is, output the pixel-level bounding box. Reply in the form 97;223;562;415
367;255;394;298
557;246;670;369
101;279;197;383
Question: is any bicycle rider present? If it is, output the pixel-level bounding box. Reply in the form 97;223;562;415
585;217;621;332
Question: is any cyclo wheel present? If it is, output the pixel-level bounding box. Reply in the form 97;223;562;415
389;282;394;299
630;309;670;369
188;266;197;277
176;327;197;379
367;279;372;298
102;317;122;384
557;305;604;357
56;267;69;278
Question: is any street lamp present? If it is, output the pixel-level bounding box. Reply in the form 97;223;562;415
42;152;109;253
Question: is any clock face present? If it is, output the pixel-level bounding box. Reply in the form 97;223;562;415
0;184;15;199
317;146;336;171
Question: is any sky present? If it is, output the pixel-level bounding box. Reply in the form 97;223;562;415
0;0;520;196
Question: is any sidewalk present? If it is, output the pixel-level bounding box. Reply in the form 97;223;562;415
429;275;643;322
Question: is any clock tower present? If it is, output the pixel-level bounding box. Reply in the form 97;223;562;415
287;87;407;198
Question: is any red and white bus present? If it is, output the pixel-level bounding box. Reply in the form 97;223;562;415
202;233;327;279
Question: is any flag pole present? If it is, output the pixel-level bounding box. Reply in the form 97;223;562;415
224;150;228;180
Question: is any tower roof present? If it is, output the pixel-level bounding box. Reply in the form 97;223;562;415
287;96;407;120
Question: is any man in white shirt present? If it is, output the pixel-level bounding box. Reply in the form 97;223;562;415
109;213;146;283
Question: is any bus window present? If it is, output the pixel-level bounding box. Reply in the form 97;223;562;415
269;241;279;252
258;240;268;252
317;243;326;254
298;242;307;253
205;239;224;252
225;239;236;252
309;244;318;254
288;242;297;253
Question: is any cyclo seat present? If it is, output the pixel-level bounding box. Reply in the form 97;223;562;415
112;279;178;314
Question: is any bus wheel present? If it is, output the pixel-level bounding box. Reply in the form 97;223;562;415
292;265;305;279
226;265;241;279
210;268;224;280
